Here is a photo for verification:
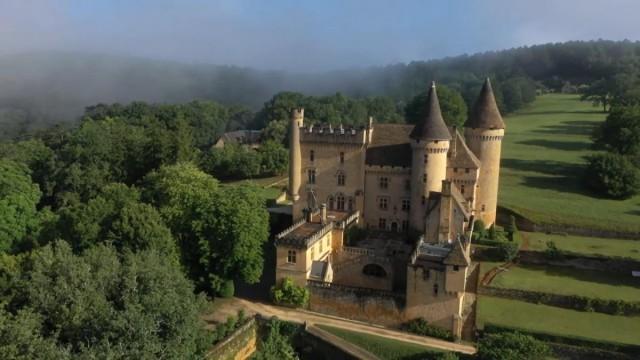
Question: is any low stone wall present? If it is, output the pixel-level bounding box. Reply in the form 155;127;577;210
518;250;640;275
497;206;640;240
307;280;406;326
206;318;257;360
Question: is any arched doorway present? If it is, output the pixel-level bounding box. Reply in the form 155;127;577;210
362;264;387;278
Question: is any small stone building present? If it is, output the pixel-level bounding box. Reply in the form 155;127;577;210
275;79;505;338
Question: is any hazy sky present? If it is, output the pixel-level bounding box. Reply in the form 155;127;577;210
1;0;638;71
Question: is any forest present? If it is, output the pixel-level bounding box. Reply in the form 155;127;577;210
1;39;640;357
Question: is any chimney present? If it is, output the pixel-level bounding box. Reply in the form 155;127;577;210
321;203;327;224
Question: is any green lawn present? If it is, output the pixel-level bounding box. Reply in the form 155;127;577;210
526;232;640;260
499;94;640;233
317;325;445;360
477;296;640;345
490;263;640;301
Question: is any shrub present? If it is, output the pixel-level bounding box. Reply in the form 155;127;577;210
219;279;235;298
544;241;562;259
504;215;518;241
478;331;551;360
402;318;455;341
271;278;309;307
253;317;298;360
497;242;519;262
473;219;487;241
585;152;640;199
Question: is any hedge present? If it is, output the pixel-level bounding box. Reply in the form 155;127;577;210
482;323;640;356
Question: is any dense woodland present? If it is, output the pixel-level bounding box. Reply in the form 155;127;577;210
1;40;640;357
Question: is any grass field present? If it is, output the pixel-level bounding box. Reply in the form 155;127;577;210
490;263;640;301
526;232;640;260
499;94;640;232
317;325;444;360
477;296;640;345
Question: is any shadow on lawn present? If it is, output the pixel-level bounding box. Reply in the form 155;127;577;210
501;158;596;197
517;139;591;152
527;264;640;289
531;120;598;136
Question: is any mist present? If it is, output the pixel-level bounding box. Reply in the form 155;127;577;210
1;0;640;133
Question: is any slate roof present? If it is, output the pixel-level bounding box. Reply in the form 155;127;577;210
409;83;452;141
448;128;481;169
466;78;505;130
443;237;470;266
365;124;413;167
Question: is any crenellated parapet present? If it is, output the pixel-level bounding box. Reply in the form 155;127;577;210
300;124;368;145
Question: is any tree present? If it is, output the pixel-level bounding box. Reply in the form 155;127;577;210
51;183;178;262
497;242;519;262
143;163;269;294
0;160;42;253
271;278;310;307
405;85;468;128
585;152;640;199
0;241;212;358
478;332;551;360
593;105;640;156
253;318;298;360
258;140;289;176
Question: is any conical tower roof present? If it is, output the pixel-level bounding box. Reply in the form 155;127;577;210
466;78;505;129
409;82;452;141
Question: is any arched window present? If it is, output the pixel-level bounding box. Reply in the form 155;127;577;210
328;196;335;210
347;197;354;211
433;283;439;295
337;172;345;186
336;194;345;211
363;264;387;277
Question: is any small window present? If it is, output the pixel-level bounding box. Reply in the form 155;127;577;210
310;150;315;162
433;283;439;295
460;185;465;194
421;196;426;205
423;174;426;183
481;204;486;212
401;220;409;232
379;177;388;189
379;197;388;210
454;167;458;173
401;199;410;211
340;152;345;164
465;168;470;174
453;265;459;272
379;218;386;230
347;197;354;211
337;194;345;210
308;169;316;184
425;269;430;279
404;179;411;191
287;250;296;264
337;172;345;186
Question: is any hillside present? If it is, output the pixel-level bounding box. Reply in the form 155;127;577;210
499;94;640;233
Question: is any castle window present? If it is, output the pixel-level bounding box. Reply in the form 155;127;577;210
421;196;426;205
379;177;388;189
423;174;427;183
460;185;465;194
425;269;430;279
433;283;439;296
337;172;345;186
378;218;386;229
363;264;387;278
401;199;410;211
348;197;354;211
401;220;409;232
481;204;486;212
454;167;458;173
310;150;315;162
465;168;470;174
453;265;459;272
340;152;345;163
287;250;296;264
404;179;411;191
328;196;335;210
308;169;316;184
379;197;388;210
336;194;345;210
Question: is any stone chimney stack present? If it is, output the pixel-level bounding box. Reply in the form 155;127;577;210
320;203;327;224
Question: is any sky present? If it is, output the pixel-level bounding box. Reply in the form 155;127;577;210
1;0;639;72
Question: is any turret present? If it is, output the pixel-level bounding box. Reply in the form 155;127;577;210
288;108;304;202
464;78;505;226
409;82;451;232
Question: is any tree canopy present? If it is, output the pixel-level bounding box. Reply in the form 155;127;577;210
405;85;468;128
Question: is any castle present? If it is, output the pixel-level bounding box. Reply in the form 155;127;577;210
274;79;504;337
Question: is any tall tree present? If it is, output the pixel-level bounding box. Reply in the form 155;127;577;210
405;85;468;128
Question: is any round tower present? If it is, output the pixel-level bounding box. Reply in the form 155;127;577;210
288;108;304;202
409;83;451;232
464;79;505;227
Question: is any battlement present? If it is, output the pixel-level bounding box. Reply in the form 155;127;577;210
300;123;368;145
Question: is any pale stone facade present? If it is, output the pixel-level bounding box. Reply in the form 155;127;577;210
275;79;504;338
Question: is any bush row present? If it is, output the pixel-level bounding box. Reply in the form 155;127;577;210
212;309;249;344
479;285;640;316
401;317;455;341
482;323;640;356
